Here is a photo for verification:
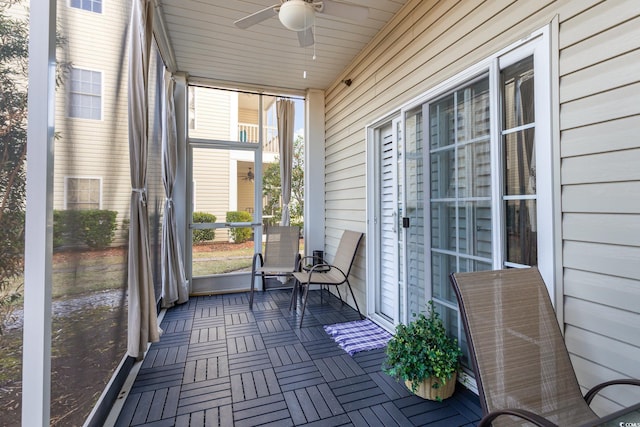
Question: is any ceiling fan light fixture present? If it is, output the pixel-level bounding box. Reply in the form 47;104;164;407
279;0;315;31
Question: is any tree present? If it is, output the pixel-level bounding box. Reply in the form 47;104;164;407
0;2;69;333
0;0;29;334
262;135;304;224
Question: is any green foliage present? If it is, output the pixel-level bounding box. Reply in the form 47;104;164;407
192;212;217;242
0;1;70;332
262;135;304;224
53;210;76;247
53;210;118;249
0;1;29;334
226;211;252;243
80;210;118;249
121;217;130;241
383;300;462;396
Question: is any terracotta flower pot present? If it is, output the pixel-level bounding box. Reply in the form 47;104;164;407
405;372;457;401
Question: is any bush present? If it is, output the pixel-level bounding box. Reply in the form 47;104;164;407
226;211;252;243
53;209;118;249
192;212;216;243
80;210;118;249
53;210;80;248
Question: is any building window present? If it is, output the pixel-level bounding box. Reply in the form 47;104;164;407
429;75;494;309
502;56;537;267
70;0;102;13
69;68;102;120
65;177;101;210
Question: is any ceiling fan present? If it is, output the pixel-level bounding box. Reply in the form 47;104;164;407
242;168;255;182
234;0;369;47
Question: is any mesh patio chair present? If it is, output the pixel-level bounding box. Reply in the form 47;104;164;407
249;225;300;309
290;230;365;328
449;267;640;427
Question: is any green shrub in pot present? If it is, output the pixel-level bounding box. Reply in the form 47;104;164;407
383;300;462;400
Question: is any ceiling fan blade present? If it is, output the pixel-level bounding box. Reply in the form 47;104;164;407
234;4;279;29
298;28;314;47
319;0;368;22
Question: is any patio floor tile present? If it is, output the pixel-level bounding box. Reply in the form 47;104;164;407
115;289;481;426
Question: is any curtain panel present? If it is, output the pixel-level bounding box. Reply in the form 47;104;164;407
161;71;188;308
127;0;160;359
277;99;295;226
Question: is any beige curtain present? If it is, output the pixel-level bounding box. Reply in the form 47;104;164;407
127;0;159;359
277;99;295;226
161;71;188;308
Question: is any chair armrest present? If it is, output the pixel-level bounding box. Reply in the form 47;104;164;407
298;257;337;274
584;379;640;404
307;263;332;273
252;252;264;269
479;409;558;427
297;255;315;270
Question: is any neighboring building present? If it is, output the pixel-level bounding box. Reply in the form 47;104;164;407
14;1;285;248
53;0;133;244
189;87;282;237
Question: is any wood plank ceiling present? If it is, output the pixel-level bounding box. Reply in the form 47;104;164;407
155;0;409;93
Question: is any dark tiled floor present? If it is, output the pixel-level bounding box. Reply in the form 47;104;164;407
115;289;481;426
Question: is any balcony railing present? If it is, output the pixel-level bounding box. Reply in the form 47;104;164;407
238;123;279;154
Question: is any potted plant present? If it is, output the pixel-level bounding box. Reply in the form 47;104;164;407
383;300;463;401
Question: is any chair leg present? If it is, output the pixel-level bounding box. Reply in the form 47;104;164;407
299;281;311;328
249;271;256;309
289;279;299;311
335;286;343;305
345;279;364;319
249;254;263;309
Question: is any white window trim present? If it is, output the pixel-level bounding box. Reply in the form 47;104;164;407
68;66;104;121
63;176;103;210
68;0;104;14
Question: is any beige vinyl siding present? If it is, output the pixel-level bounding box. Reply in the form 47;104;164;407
192;147;231;242
53;1;132;244
558;0;640;415
238;108;258;126
189;89;234;242
323;0;640;413
189;88;234;140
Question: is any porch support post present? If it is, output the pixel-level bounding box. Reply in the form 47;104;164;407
22;0;57;425
304;89;325;256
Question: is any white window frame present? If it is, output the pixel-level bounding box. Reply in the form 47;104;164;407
496;34;555;295
63;176;103;210
68;0;103;14
68;67;103;120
